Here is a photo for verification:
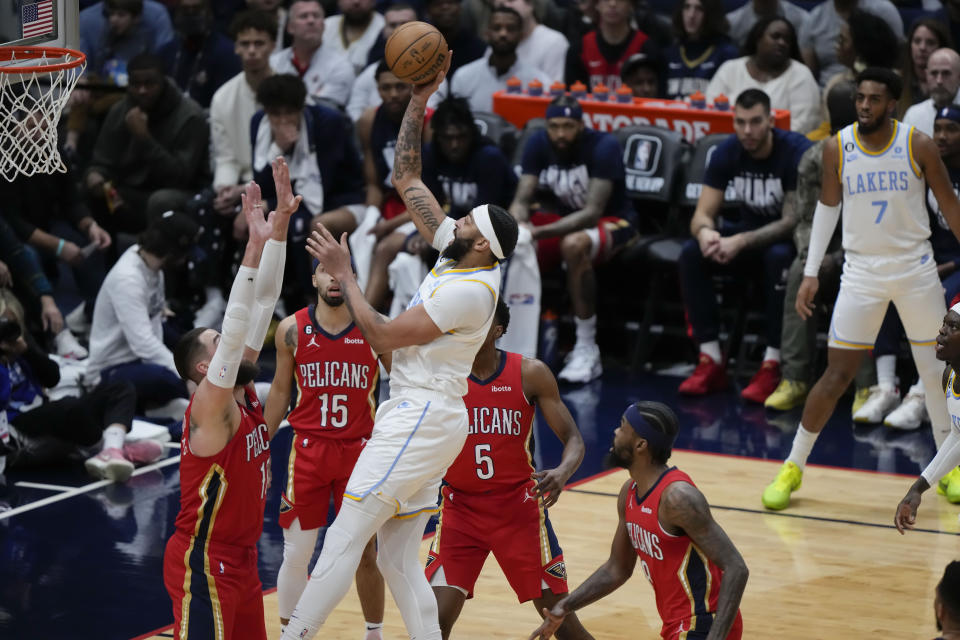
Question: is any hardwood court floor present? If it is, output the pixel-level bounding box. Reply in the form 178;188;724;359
144;450;959;640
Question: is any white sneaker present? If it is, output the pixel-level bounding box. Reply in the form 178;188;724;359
883;391;927;430
194;289;226;330
85;447;134;482
54;329;88;360
64;303;90;336
558;343;602;384
852;386;900;424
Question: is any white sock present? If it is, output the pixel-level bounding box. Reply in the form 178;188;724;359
700;340;721;363
907;379;925;396
574;316;596;348
763;347;781;363
102;425;126;451
364;622;384;639
876;355;897;391
786;423;819;470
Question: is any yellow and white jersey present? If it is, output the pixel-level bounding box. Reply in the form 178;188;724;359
945;368;960;433
837;120;931;259
389;218;501;399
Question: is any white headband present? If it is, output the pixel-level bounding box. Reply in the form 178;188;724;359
952;302;960;316
472;205;505;260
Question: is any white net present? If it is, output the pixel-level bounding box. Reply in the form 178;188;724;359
0;47;85;181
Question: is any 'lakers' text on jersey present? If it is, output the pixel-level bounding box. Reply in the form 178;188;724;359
444;351;536;493
837;121;930;258
625;468;743;640
288;306;378;440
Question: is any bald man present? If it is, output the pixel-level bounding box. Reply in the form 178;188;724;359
904;48;960;136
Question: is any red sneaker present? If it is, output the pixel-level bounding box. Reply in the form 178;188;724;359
741;360;782;403
679;354;729;395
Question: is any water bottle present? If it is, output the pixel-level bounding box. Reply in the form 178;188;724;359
539;310;558;369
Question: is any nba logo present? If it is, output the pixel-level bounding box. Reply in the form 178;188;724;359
218;365;227;379
634;141;652;171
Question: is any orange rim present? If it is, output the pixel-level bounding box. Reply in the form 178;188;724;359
0;46;86;74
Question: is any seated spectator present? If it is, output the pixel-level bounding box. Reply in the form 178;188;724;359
934;560;960;640
620;52;662;98
832;9;900;79
424;0;487;80
251;74;365;308
270;0;355;108
725;0;809;49
509;96;636;384
323;0;386;74
247;0;288;49
84;54;210;236
664;0;738;101
158;0;242;109
679;89;810;400
799;0;903;87
495;0;569;84
900;18;952;116
347;3;417;121
0;289;161;481
558;0;596;46
905;49;960;136
86;212;199;416
564;0;658;91
765;82;860;412
79;0;175;81
706;17;820;134
432;7;551;112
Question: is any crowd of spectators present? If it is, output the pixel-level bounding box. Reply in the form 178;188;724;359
2;0;958;482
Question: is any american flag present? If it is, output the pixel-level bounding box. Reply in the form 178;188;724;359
21;1;54;39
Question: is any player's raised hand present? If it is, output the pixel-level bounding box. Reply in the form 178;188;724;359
242;181;275;247
528;606;566;640
894;489;921;534
272;157;302;218
306;224;353;280
795;275;819;320
412;52;452;101
532;468;568;508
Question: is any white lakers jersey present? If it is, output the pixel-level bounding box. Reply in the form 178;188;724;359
945;368;960;434
837;120;930;258
389;219;501;398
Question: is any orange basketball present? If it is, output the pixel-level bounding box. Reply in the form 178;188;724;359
385;21;449;85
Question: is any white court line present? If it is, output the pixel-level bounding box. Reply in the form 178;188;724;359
14;481;77;492
0;455;180;520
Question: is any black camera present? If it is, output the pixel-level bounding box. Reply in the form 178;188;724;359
0;316;22;343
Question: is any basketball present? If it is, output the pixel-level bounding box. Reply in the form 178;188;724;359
385;21;449;85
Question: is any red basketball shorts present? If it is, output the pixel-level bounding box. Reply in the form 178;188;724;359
529;211;637;272
663;613;743;640
279;434;366;530
163;532;266;640
424;481;568;602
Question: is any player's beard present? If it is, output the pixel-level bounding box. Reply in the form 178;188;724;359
604;439;633;470
441;235;472;261
857;112;886;135
235;359;260;387
320;289;345;307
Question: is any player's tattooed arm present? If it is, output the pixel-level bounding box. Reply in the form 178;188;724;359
660;482;748;640
531;178;612;240
264;315;298;438
739;189;798;250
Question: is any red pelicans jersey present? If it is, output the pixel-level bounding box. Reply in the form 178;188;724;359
444;351;536;493
580;30;648;91
624;468;743;640
288;305;378;440
174;387;271;548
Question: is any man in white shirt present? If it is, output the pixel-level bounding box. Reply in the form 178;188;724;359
904;48;960;136
431;7;551;113
270;0;355;107
87;212;200;413
323;0;385;74
346;2;417;121
726;0;809;48
495;0;569;83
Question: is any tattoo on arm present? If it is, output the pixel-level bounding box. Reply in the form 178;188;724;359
742;191;797;249
403;186;441;232
284;323;297;349
393;99;426;184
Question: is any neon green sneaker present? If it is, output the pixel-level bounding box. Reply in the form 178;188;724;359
851;387;871;417
764;379;809;411
945;467;960;503
762;461;803;510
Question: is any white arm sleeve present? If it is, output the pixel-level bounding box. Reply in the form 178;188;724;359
245;239;286;350
207;266;257;388
921;429;960;487
803;201;841;277
431;217;456;252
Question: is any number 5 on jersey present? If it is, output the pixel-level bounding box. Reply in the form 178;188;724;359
475;443;494;479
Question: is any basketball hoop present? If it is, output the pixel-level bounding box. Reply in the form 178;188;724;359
0;46;85;181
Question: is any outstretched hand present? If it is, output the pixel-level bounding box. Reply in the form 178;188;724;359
894;490;921;534
528;606;566;640
306;224;353;280
242;181;275;247
272;156;302;217
532;468;568;508
411;52;452;101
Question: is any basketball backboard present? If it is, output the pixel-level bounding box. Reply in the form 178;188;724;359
0;1;78;50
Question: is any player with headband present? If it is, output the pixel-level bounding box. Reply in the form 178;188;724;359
163;158;301;640
281;56;520;640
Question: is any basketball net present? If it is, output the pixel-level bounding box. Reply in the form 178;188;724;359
0;46;85;181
